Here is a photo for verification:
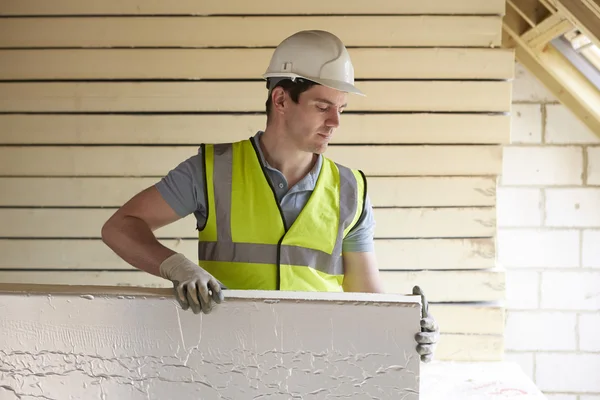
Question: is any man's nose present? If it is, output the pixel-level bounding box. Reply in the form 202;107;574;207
326;111;341;128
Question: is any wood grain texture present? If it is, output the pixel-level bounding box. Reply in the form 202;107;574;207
374;207;496;238
379;270;505;302
0;16;503;48
376;238;496;269
0;146;503;176
0;208;496;239
0;270;505;302
0;177;497;207
0;114;511;145
0;48;516;80
0;0;507;15
0;81;513;113
0;238;496;271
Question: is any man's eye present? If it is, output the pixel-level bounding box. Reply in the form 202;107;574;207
317;106;328;112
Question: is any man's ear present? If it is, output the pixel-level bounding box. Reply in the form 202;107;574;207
270;87;287;116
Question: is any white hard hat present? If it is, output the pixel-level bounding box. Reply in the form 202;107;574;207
263;30;365;96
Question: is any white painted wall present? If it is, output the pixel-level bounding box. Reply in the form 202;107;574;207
0;289;421;399
499;62;600;398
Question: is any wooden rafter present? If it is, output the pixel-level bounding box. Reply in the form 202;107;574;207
503;0;600;137
553;0;600;48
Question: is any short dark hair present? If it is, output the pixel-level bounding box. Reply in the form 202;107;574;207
265;78;318;122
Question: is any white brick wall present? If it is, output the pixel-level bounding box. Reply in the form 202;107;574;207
536;354;600;392
497;188;543;226
505;270;540;309
505;312;576;350
511;104;543;143
579;313;600;351
546;104;600;144
546;189;600;226
512;63;556;103
502;146;583;186
541;271;600;310
582;229;600;267
498;229;580;268
500;63;600;398
586;147;600;185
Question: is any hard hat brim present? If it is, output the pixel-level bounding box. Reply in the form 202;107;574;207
263;73;365;97
313;77;365;97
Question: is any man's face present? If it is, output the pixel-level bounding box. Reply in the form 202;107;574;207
282;84;347;154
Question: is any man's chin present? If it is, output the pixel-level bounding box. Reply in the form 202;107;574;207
312;144;328;155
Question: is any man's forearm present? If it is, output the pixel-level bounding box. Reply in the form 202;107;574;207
101;215;176;277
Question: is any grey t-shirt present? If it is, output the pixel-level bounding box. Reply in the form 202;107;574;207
155;132;376;253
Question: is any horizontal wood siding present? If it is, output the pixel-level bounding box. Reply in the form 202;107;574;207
0;49;516;80
0;0;507;16
0;0;512;362
0;16;503;47
0;114;511;145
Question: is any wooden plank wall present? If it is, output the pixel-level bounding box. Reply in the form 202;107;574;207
0;0;513;362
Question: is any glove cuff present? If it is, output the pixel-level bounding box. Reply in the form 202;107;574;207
158;252;187;280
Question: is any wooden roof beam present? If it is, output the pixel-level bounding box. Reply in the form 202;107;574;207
553;0;600;49
503;2;600;137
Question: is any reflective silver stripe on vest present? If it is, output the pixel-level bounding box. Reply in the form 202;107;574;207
202;142;360;276
198;241;339;269
322;163;360;275
213;143;233;242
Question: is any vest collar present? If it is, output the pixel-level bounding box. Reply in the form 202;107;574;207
251;131;323;191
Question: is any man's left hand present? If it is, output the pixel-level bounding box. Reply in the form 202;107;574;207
413;285;439;363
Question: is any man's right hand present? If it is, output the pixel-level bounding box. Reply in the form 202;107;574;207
159;253;224;314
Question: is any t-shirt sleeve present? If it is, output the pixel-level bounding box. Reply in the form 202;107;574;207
342;192;376;253
154;149;208;224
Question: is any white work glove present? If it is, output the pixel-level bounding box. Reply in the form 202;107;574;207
413;285;440;363
159;253;224;314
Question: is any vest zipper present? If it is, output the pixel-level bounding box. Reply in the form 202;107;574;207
250;138;288;290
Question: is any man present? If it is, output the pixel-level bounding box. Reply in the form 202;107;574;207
101;30;439;362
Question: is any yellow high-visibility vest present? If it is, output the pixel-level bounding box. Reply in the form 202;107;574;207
197;138;366;292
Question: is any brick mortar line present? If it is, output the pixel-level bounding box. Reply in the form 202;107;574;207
506;350;600;354
584;145;590;186
507;309;597;313
541;104;547;144
505;267;600;272
576;313;581;351
538;271;543;310
499;185;600;188
504;142;600;145
512;101;560;105
541;188;547;227
533;352;538;387
539;392;600;396
579;229;584;268
499;226;600;230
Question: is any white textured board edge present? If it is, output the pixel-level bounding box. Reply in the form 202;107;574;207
0;288;421;399
0;283;419;304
